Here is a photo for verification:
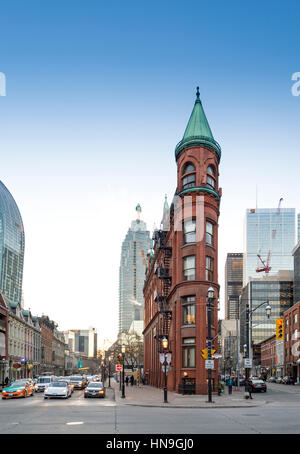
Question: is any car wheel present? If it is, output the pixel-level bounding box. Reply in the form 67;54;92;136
2;397;6;400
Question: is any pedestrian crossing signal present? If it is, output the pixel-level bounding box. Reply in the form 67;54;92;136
276;319;284;340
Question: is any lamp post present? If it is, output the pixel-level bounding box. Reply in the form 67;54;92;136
245;301;271;379
207;286;215;403
108;356;111;388
121;344;126;399
162;337;168;404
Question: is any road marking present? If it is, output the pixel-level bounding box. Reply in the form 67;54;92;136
66;421;84;425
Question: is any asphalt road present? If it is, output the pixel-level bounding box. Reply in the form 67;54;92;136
1;383;300;434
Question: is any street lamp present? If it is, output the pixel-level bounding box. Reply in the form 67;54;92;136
108;356;112;388
207;286;215;403
162;337;168;403
121;344;126;399
245;301;272;380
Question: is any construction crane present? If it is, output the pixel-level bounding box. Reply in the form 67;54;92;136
256;198;283;274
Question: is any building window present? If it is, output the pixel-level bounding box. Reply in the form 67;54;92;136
206;221;214;246
182;338;196;368
205;256;214;281
182;163;196;190
183;256;196;281
182;296;196;325
294;314;298;324
206;166;216;189
183;219;196;244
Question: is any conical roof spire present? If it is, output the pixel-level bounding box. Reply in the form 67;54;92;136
175;87;221;161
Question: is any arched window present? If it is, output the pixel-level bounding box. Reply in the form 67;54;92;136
182;162;196;190
206;165;216;189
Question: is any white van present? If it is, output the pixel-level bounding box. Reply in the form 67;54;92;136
35;375;55;392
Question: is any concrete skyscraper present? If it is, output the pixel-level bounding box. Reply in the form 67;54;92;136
118;205;152;333
225;253;243;320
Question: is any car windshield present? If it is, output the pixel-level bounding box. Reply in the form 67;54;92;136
48;382;67;388
11;381;25;387
70;377;82;381
252;380;264;384
88;383;103;388
38;377;51;383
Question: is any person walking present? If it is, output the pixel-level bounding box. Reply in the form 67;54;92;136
125;375;129;386
228;376;233;395
245;378;253;399
130;375;134;386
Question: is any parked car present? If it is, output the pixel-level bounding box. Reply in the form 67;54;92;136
249;379;267;392
44;381;72;399
282;376;295;385
84;382;106;398
276;376;284;384
268;376;276;383
35;375;56;392
2;379;35;399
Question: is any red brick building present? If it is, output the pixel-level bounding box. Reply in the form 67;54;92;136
284;301;300;382
259;335;276;375
38;315;55;374
143;88;222;394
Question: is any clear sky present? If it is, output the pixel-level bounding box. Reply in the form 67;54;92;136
0;0;299;345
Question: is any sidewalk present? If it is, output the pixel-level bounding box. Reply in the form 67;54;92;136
111;380;266;408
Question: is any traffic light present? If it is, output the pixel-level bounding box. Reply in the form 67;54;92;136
117;354;123;363
201;348;216;359
276;319;284;340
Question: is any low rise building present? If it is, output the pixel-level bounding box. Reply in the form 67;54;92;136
284;301;300;383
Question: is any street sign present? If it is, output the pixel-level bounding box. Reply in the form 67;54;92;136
162;365;171;374
166;353;172;364
212;354;222;359
205;360;214;369
159;353;165;364
78;361;82;368
244;358;252;368
115;364;122;372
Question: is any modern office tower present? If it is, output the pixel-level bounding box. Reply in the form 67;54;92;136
0;181;25;305
119;205;152;333
239;271;293;360
293;242;300;305
243;208;295;285
63;328;98;358
225;253;243;319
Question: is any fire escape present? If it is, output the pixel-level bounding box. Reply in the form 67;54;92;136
153;229;172;353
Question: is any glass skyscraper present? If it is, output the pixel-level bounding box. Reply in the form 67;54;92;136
240;272;293;348
244;208;295;285
119;206;152;333
0;181;25;305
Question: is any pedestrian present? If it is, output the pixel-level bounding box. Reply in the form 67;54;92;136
245;378;253;399
125;375;129;386
228;376;233;395
4;376;9;386
130;375;134;386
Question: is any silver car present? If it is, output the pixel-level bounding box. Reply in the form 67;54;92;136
44;381;72;399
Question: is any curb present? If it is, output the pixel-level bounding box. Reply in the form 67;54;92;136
118;402;265;409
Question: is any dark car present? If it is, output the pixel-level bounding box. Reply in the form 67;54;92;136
250;379;267;392
84;382;105;398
